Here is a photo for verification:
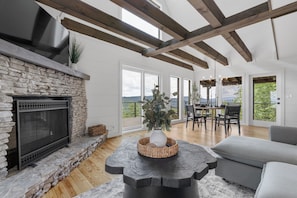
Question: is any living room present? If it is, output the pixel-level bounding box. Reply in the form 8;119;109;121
0;0;297;197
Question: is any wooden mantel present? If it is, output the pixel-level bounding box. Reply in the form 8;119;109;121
0;39;90;80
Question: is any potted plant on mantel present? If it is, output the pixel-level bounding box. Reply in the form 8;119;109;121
142;86;176;147
69;38;83;70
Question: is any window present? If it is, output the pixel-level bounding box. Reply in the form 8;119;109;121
183;79;191;117
170;77;180;120
200;80;216;106
221;77;242;105
145;73;159;97
121;1;160;39
221;76;243;119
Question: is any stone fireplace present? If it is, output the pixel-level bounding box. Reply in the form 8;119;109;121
0;39;90;180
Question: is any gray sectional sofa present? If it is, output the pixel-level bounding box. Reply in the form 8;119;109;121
212;125;297;197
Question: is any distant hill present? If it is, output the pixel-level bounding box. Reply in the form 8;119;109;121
122;96;237;108
122;96;142;102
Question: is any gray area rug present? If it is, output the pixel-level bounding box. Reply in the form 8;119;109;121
75;146;255;198
75;169;254;198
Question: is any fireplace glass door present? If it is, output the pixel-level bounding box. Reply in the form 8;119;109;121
19;109;68;156
14;98;70;169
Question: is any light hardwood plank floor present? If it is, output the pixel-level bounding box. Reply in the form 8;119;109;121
43;122;268;198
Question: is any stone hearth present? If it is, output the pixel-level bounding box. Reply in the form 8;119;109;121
0;133;107;198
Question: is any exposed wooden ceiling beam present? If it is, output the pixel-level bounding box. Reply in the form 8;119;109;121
111;0;228;66
144;1;297;57
61;18;193;70
187;0;224;27
188;0;252;62
168;49;208;69
37;0;207;69
190;42;228;65
268;0;279;60
222;32;252;62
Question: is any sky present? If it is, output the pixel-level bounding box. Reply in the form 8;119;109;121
122;69;159;97
122;70;141;97
222;85;240;98
122;9;159;38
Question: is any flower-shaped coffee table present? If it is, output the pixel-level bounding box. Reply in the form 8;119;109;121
105;139;217;198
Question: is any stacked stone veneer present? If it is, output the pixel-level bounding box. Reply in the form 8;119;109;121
0;134;107;198
0;53;88;180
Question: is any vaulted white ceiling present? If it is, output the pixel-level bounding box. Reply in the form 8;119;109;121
40;0;297;70
162;0;297;68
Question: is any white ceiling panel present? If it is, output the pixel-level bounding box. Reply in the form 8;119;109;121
214;0;267;17
273;12;297;60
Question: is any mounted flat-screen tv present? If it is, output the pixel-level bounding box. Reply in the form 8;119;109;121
0;0;70;65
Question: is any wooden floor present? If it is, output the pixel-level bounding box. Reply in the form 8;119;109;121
43;122;269;198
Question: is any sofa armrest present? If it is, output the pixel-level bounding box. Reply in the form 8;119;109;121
269;125;297;145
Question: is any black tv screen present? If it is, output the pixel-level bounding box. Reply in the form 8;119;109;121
0;0;69;65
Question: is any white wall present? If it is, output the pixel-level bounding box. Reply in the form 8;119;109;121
76;33;193;137
283;66;297;127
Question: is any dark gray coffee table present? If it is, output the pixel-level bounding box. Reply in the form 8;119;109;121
105;139;216;198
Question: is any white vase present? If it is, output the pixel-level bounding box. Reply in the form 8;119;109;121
150;129;167;147
71;63;78;70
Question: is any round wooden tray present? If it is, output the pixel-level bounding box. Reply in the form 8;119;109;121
137;137;178;158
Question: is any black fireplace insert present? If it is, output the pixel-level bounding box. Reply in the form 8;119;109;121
10;97;71;170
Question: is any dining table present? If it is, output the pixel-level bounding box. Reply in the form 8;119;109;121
195;105;225;127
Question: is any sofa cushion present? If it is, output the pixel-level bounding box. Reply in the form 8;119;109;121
255;162;297;198
212;136;297;168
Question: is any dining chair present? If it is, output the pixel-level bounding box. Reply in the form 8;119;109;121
185;105;206;130
215;104;241;135
195;104;211;124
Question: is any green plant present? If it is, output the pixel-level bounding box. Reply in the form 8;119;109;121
142;86;175;131
70;38;83;64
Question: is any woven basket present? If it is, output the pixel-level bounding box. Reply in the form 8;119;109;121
137;137;178;158
88;124;107;136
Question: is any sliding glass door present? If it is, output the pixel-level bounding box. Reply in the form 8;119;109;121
170;77;180;120
183;80;191;118
122;70;142;131
144;73;159;97
122;68;159;132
